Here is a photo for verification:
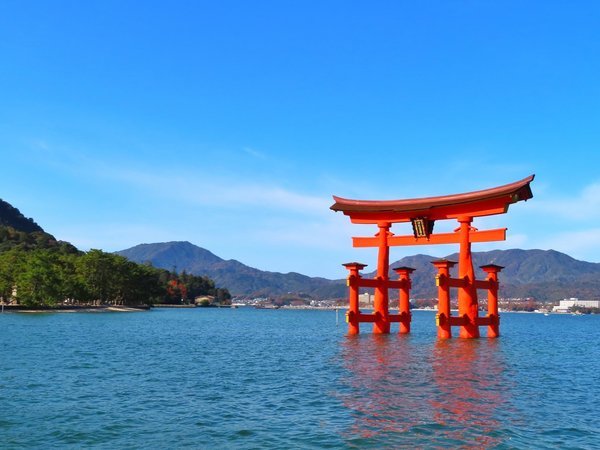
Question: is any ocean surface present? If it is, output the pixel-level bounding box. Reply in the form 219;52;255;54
1;308;599;449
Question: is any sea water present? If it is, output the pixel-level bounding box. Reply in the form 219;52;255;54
1;309;599;449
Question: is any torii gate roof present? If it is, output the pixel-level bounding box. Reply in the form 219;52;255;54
331;174;534;223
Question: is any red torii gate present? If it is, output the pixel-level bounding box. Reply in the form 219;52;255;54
331;175;534;338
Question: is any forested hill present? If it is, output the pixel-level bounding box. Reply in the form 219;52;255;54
0;198;78;253
0;198;44;232
0;198;231;307
117;241;600;301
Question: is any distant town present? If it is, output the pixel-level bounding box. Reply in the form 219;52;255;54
230;294;600;314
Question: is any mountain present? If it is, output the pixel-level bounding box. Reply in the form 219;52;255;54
117;241;600;301
0;198;78;253
381;249;600;300
116;241;345;298
115;241;224;272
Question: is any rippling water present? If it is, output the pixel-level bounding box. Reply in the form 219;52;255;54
1;309;599;449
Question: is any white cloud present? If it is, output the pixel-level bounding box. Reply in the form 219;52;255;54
33;145;329;216
531;182;600;221
472;233;529;252
40;145;594;275
59;223;177;252
29;139;50;151
25;145;345;265
249;214;357;249
535;228;600;262
104;164;332;215
242;147;266;159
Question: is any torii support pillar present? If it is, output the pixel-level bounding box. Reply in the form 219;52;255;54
433;259;505;338
343;262;367;335
457;216;480;338
373;222;391;334
432;259;456;339
481;264;503;338
393;266;415;334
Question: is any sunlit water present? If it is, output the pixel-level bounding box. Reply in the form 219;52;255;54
1;309;599;449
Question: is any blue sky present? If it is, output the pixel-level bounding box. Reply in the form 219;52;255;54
1;1;599;279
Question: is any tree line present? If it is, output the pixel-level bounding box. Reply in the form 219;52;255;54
0;247;231;307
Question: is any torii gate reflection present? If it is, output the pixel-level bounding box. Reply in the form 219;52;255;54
331;175;534;338
338;334;510;447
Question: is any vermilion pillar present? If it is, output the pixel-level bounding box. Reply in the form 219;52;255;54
393;266;415;334
457;217;480;338
481;264;503;338
343;262;367;335
432;259;456;339
373;222;391;334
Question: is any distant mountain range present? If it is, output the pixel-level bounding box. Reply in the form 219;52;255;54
366;250;600;300
116;241;345;299
116;241;600;301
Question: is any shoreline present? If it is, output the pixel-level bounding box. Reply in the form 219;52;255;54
1;305;150;314
2;304;590;315
0;303;237;313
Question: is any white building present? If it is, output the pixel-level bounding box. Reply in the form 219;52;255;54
358;293;373;308
552;298;600;313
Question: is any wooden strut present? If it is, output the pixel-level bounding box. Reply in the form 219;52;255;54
344;262;415;335
343;220;505;337
343;255;503;338
432;259;503;338
352;228;507;247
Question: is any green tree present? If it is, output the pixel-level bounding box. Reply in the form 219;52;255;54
77;249;123;305
180;272;215;300
56;252;89;304
120;261;164;305
0;248;24;302
14;250;62;306
214;288;232;305
0;243;229;308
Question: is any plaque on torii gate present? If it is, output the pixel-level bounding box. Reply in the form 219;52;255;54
331;175;534;338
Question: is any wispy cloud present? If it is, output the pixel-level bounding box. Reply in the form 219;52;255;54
472;233;529;252
32;145;330;215
531;182;600;221
505;180;600;262
112;166;331;214
242;147;266;159
29;139;50;151
59;223;177;252
249;214;357;249
535;228;600;262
